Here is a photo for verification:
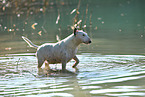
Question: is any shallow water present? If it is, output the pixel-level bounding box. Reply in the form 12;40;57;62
1;0;145;97
1;53;145;97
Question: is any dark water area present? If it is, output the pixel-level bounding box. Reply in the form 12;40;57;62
1;0;145;97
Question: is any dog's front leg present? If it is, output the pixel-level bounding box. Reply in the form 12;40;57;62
72;55;79;68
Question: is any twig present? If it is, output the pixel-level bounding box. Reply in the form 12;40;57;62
89;11;93;38
84;4;88;27
16;58;37;77
89;11;92;26
16;58;21;70
73;0;81;26
22;70;37;78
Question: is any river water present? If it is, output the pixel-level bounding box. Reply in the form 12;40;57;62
1;0;145;97
1;53;145;96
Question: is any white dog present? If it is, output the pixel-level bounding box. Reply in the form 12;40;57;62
22;28;91;72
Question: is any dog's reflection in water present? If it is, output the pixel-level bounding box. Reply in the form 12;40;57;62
38;61;79;77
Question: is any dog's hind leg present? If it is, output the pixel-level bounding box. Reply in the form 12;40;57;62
72;56;79;68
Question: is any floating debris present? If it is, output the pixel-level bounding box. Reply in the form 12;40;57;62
121;13;125;16
94;26;98;30
25;22;27;24
56;13;60;24
98;17;102;20
2;0;6;3
16;28;19;31
4;26;7;30
119;29;122;32
13;24;16;27
137;24;141;27
83;25;86;28
70;9;76;14
38;31;42;36
31;23;38;29
17;14;20;17
2;7;5;11
60;1;65;5
7;29;14;32
40;8;43;12
30;12;33;14
42;26;47;33
56;35;61;42
74;20;82;28
5;47;11;51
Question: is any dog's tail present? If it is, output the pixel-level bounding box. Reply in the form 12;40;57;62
22;36;38;49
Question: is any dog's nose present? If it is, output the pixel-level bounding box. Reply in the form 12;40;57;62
89;40;91;43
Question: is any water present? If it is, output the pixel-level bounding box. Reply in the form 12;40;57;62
1;53;145;96
1;0;145;97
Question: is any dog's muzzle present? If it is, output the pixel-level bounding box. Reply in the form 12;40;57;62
89;40;91;44
85;40;91;44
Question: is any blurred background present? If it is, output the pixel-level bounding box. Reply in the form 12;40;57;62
1;1;145;97
0;0;145;55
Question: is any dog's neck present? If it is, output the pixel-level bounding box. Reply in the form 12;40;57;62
62;34;82;49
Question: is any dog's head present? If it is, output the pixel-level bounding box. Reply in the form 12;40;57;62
74;28;91;44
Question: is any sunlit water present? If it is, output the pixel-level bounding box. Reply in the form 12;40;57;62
1;0;145;97
1;53;145;97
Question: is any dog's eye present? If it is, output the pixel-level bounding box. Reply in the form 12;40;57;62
82;34;85;36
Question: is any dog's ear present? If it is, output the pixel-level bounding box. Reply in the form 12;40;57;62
74;28;77;36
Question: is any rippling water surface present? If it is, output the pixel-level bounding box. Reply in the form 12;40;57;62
1;53;145;97
1;0;145;96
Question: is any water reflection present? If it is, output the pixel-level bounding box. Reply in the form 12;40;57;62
0;53;145;96
1;0;145;55
37;65;78;77
1;0;145;96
